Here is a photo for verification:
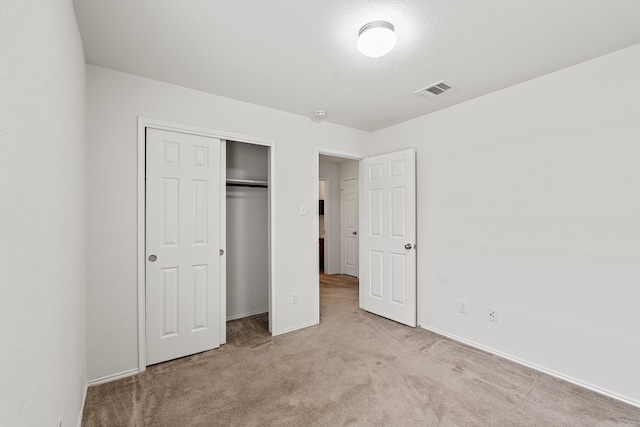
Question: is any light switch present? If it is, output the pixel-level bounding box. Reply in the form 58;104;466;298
300;204;307;215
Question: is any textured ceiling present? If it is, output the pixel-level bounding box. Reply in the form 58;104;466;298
73;1;640;131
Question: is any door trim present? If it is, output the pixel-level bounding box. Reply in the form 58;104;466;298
314;148;364;325
137;117;276;372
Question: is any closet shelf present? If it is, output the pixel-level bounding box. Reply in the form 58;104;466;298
226;178;268;188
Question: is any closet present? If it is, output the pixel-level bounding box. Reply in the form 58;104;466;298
225;141;269;324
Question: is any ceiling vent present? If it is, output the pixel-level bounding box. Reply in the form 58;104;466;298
414;81;453;99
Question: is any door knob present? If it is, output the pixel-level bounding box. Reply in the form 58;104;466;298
404;243;412;250
148;254;157;262
352;231;357;235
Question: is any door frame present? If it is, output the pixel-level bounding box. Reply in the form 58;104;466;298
137;117;276;372
314;148;364;324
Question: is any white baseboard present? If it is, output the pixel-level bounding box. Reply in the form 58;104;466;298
76;381;88;427
418;323;640;409
273;320;318;336
226;309;268;321
87;368;139;387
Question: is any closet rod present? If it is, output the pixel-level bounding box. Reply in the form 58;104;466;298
226;178;268;188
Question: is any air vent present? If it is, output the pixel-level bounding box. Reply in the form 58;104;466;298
414;81;454;99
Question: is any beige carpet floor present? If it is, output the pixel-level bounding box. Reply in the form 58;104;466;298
82;274;640;426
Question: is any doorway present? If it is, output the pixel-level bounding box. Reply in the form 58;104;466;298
316;148;418;329
316;150;363;322
137;117;276;371
318;154;360;277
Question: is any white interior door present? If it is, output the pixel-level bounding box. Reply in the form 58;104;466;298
146;128;221;365
341;177;359;277
359;149;416;327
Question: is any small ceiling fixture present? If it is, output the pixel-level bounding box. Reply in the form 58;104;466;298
357;21;396;58
314;110;327;120
414;81;455;99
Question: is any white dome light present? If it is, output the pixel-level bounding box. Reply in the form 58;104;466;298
357;21;396;58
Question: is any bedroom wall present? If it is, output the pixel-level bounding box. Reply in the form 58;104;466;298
369;44;640;404
85;65;369;381
339;159;359;181
0;0;87;425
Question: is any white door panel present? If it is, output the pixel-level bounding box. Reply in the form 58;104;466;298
342;178;359;277
359;149;416;327
146;128;221;365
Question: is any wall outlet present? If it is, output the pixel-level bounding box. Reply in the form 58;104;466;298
459;300;468;314
489;308;498;322
291;292;297;304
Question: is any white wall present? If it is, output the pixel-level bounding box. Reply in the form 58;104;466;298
370;44;640;404
0;1;87;425
85;65;369;381
339;159;359;181
226;142;269;320
319;161;341;274
226;140;269;181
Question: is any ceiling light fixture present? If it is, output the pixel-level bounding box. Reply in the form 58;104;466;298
357;21;396;58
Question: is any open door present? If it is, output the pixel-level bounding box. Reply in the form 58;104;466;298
341;177;359;277
359;149;416;327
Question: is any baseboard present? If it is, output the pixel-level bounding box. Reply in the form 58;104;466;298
226;309;268;321
273;320;318;336
418;323;640;409
87;368;139;387
76;380;88;427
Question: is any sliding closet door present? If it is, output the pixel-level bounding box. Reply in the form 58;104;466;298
145;128;221;365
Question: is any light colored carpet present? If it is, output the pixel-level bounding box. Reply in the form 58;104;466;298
82;274;640;426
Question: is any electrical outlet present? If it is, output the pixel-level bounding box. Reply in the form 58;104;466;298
291;293;297;304
489;308;498;322
459;300;468;314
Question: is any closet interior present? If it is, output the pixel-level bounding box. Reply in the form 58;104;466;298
225;141;270;327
